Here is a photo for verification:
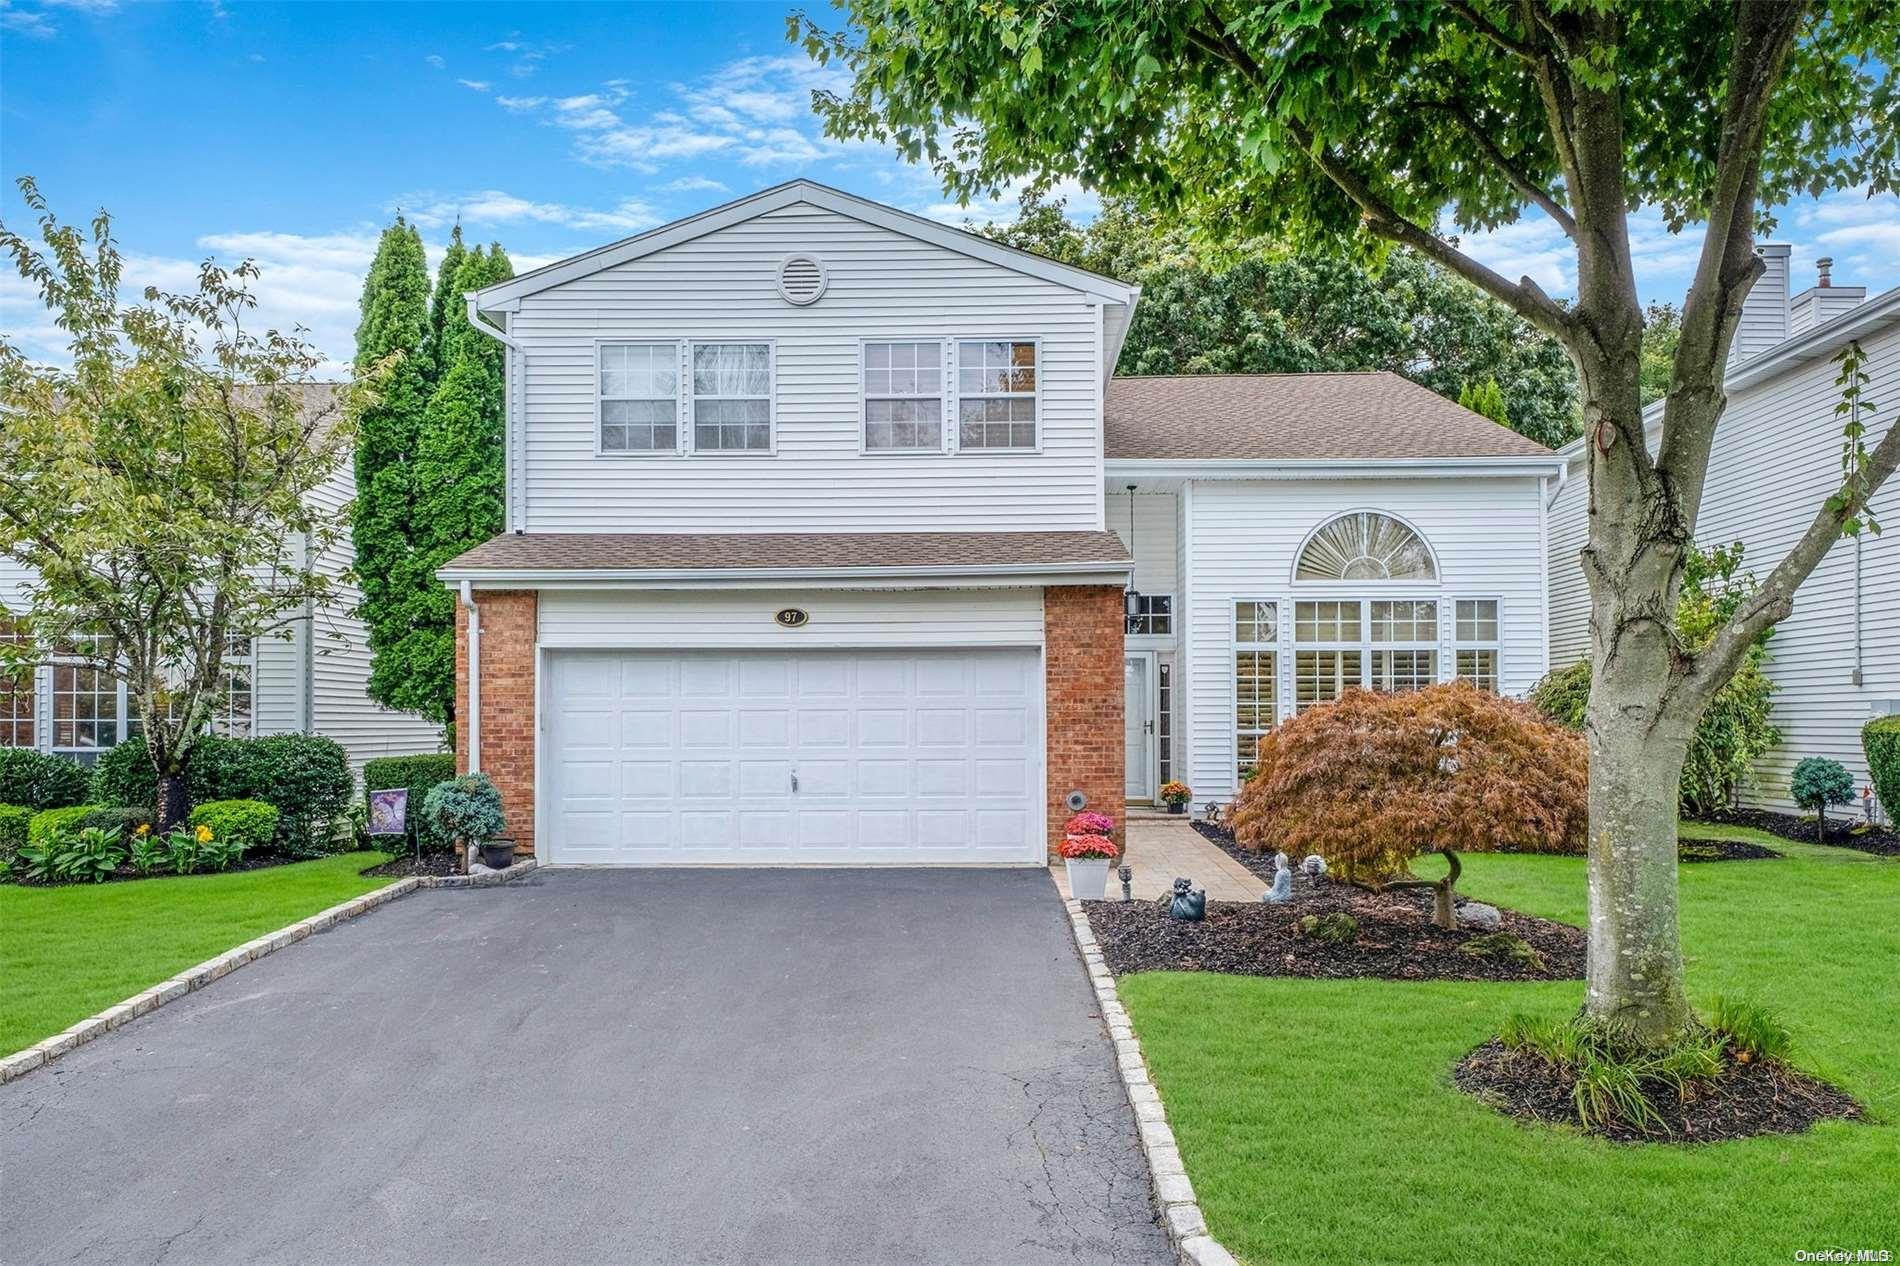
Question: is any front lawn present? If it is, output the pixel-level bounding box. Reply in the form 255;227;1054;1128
1;852;392;1057
1118;832;1899;1265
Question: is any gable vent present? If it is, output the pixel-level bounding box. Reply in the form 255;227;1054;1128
776;254;828;306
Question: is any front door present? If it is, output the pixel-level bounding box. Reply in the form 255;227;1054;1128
1124;653;1155;801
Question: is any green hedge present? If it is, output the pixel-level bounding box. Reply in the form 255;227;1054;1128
363;753;458;852
189;799;280;853
1865;716;1900;826
90;733;353;854
27;804;153;847
0;803;32;867
0;748;90;810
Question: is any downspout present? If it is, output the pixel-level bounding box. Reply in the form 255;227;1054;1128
464;294;527;533
460;580;480;774
1543;460;1569;509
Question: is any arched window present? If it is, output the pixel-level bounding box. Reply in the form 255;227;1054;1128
1296;512;1436;582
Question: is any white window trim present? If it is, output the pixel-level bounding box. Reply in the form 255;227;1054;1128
1452;594;1505;690
686;337;779;456
858;336;951;456
1231;599;1280;779
594;338;684;459
951;335;1043;455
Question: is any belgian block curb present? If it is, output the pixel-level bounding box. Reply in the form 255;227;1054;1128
1063;896;1240;1266
418;858;539;889
0;875;422;1086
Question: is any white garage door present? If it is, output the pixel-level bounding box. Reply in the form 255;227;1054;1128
545;647;1043;865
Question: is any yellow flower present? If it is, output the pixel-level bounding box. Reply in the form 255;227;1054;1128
195;824;213;843
136;823;151;836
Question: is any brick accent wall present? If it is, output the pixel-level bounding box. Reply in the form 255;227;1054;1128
456;590;538;856
1043;585;1126;862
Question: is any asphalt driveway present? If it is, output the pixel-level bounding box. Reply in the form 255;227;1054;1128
0;868;1171;1265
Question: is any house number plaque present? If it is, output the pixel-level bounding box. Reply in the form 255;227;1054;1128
774;608;810;628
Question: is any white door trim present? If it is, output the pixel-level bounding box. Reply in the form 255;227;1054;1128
1124;649;1158;802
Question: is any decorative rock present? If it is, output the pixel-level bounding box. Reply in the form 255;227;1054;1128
1459;901;1503;931
1302;854;1328;876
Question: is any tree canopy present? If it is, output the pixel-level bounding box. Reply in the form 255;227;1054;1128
986;195;1580;446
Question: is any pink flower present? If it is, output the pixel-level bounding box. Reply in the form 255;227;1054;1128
1063;811;1116;837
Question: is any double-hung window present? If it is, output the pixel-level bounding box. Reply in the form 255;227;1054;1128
51;635;119;757
0;617;33;748
599;343;679;454
863;340;943;451
691;342;772;453
1369;600;1439;692
1455;599;1502;691
1233;601;1278;777
1126;594;1173;636
956;340;1038;450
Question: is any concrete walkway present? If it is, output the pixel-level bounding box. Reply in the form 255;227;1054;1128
1050;815;1264;902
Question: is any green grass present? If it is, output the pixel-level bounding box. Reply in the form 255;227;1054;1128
1118;828;1900;1265
1;852;392;1057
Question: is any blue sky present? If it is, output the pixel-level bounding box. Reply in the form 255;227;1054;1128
4;0;1897;373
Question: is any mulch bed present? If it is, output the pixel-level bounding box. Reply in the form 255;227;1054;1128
1454;1039;1864;1144
359;851;462;878
1198;818;1783;867
1690;807;1900;858
1083;876;1584;983
1677;837;1781;862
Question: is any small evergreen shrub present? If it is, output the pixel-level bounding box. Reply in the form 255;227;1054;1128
1863;716;1900;825
364;753;458;851
421;773;506;847
189;799;279;854
1298;912;1359;944
1457;931;1548;972
0;803;32;867
0;747;90;810
1790;757;1855;841
27;804;97;848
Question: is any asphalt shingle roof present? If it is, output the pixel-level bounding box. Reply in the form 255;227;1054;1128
441;530;1131;574
1104;371;1556;461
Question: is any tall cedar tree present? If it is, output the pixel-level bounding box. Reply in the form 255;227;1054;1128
988;195;1580;445
351;218;432;716
797;0;1899;1044
396;244;515;724
421;224;467;383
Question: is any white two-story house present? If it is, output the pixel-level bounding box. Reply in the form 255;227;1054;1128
442;181;1563;865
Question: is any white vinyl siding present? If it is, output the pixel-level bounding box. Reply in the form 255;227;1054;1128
1186;477;1550;802
507;201;1104;532
1548;314;1899;811
537;587;1045;650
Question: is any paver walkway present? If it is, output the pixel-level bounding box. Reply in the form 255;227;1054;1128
1050;814;1264;902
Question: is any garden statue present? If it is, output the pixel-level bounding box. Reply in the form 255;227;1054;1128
1168;877;1206;921
1274;850;1289;870
1262;862;1293;904
1302;855;1328;877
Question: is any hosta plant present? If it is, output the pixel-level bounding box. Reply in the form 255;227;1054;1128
52;827;126;884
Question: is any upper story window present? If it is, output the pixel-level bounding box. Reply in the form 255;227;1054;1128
863;341;943;452
957;340;1038;450
599;343;679;454
1126;594;1173;636
691;342;773;453
1296;512;1436;581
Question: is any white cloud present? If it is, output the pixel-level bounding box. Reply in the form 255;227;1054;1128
663;176;729;194
495;95;545;111
483;32;564;78
424;53;445;70
404;190;662;234
457;79;491;93
43;0;119;12
0;3;57;38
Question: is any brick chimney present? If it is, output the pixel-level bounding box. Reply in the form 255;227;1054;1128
1789;255;1868;335
1728;244;1790;365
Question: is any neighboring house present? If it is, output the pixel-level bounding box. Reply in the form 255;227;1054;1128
442;180;1564;866
1548;247;1899;814
0;384;445;776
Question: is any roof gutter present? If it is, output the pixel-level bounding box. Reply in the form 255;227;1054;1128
1105;456;1567;480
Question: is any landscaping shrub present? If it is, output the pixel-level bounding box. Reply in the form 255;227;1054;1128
421;773;506;850
0;803;32;866
1299;912;1359;944
1864;716;1900;825
363;753;458;851
27;804;97;849
189;799;279;855
91;733;351;853
1790;757;1856;843
1233;682;1588;927
0;747;90;810
50;827;126;883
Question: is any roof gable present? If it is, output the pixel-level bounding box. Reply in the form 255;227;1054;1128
472;180;1136;310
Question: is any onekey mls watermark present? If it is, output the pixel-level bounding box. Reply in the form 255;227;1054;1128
1795;1251;1892;1263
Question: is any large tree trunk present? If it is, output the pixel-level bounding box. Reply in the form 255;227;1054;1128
156;768;190;833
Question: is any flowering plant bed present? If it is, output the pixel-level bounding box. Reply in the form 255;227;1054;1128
1063;811;1115;837
1083;873;1583;983
1058;834;1117;860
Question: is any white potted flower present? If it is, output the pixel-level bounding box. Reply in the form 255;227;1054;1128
1059;812;1118;900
